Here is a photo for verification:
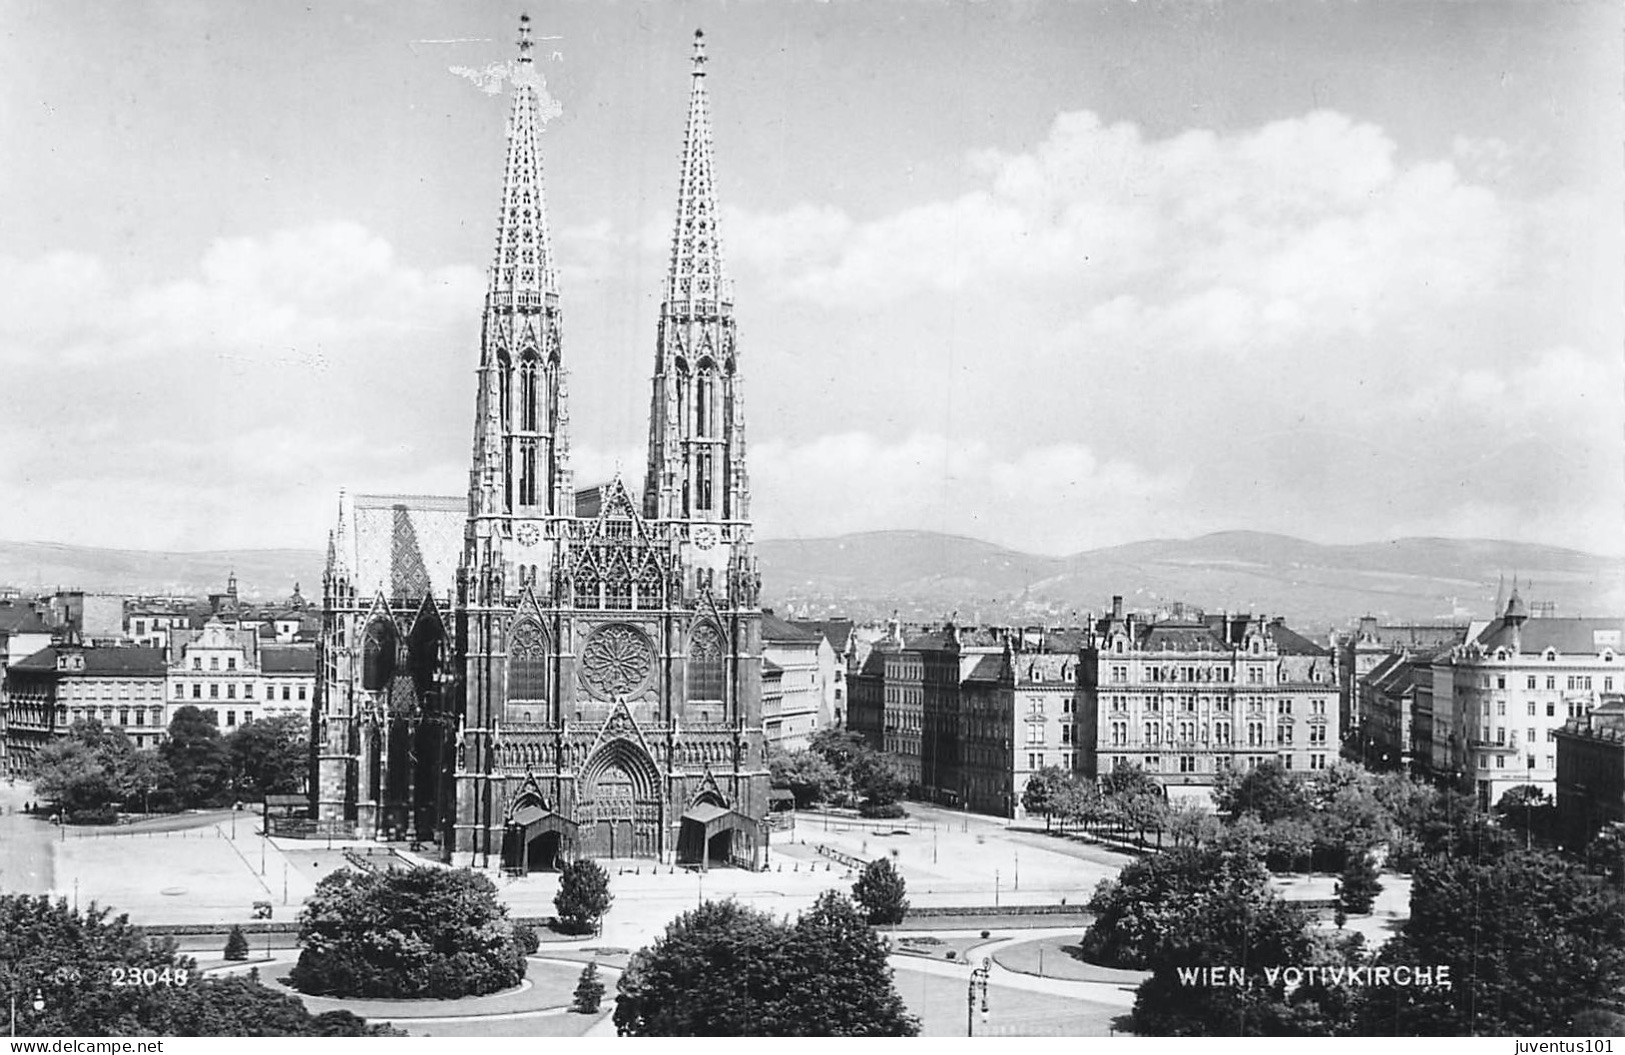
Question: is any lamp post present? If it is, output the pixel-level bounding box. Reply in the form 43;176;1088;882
8;980;44;1039
966;957;990;1037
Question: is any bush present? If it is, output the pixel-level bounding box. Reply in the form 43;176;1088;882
858;801;907;820
224;925;250;962
288;867;526;999
513;923;540;955
555;859;614;935
573;962;605;1014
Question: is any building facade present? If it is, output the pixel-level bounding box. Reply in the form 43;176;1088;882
1554;695;1624;849
1432;590;1623;809
315;24;769;871
5;645;169;771
760;613;833;750
1079;597;1338;801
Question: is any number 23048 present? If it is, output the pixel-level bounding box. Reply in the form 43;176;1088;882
110;967;189;987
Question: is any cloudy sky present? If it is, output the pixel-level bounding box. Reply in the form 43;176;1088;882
2;1;1620;557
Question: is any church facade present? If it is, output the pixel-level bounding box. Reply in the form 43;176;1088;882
314;21;769;872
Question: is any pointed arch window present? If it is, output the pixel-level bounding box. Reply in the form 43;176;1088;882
498;352;512;430
636;560;663;610
518;439;538;507
574;564;601;609
688;623;726;702
696;366;715;438
362;620;397;692
509;620;549;703
604;557;633;610
697;450;714;512
520;353;540;432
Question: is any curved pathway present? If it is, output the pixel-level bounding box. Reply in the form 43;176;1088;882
208;953;620;1031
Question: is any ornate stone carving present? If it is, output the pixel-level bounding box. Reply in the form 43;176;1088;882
579;623;655;700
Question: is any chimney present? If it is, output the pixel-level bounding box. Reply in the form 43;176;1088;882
1111;595;1123;620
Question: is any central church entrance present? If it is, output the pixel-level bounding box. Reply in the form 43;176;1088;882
579;742;661;859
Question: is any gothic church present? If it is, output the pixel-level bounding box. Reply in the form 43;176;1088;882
315;20;768;871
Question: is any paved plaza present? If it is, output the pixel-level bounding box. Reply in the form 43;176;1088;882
0;786;1416;1035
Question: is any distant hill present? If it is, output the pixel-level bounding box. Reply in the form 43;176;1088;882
758;530;1625;635
1;530;1618;634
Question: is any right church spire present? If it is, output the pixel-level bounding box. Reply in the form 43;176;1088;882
644;30;750;529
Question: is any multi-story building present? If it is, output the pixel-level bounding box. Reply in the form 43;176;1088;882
1079;596;1338;802
314;24;770;870
955;630;1086;817
5;645;169;771
1555;694;1624;849
1338;617;1468;744
790;619;856;727
1434;589;1623;809
760;613;833;749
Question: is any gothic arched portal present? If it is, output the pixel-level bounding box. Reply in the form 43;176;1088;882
577;738;662;859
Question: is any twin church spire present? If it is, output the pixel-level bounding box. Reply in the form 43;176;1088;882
466;20;750;584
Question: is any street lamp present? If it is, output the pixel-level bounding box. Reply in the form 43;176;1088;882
966;957;990;1036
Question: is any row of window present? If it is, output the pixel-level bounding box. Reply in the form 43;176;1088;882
1478;753;1555;770
1105;720;1330;748
1110;753;1329;773
1106;695;1328;715
1482;673;1612;691
174;682;307;702
1482;700;1590;719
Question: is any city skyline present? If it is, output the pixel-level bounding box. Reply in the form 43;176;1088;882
2;1;1620;557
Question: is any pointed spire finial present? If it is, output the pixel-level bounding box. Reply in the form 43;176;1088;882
517;13;534;64
691;29;707;76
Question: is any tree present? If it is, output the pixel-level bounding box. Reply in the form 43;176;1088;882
808;727;870;774
554;858;614;935
1585;821;1625;881
849;749;906;808
613;895;919;1037
1164;798;1219;849
0;895;399;1037
614;900;793;1036
224;925;250;962
1360;848;1625;1035
1493;784;1553;848
1021;766;1068;829
572;962;605;1014
223;714;308;799
1211;759;1309;825
768;747;844;809
1335;851;1382;915
782;891;920;1036
33;720;150;820
160;706;229;808
1080;848;1363;1035
1265;818;1317;873
288;866;527;999
852;856;908;925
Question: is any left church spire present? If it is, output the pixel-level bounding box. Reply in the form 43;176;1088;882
466;13;572;585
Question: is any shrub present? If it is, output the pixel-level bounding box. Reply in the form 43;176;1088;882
573;962;605;1014
224;925;250;961
858;801;907;820
288;867;526;999
554;859;614;935
513;923;540;955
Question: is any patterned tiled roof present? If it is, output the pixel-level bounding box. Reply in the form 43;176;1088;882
344;494;465;602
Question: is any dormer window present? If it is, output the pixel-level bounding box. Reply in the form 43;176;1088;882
1495;649;1507;662
1545;649;1557;662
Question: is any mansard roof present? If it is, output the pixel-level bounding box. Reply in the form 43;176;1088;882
1474;616;1625;655
13;645;167;677
1266;621;1330;656
261;645;316;675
